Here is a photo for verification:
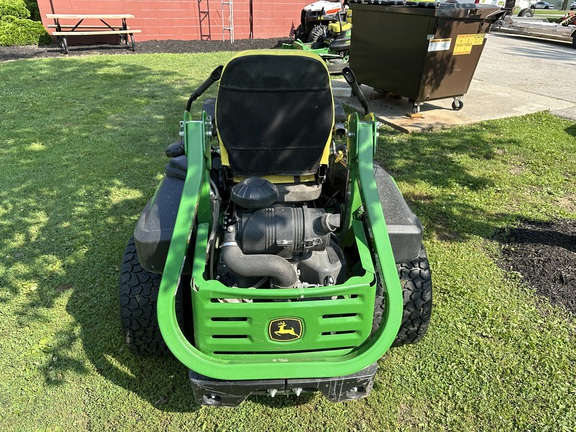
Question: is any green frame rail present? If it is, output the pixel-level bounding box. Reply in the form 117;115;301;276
157;110;403;380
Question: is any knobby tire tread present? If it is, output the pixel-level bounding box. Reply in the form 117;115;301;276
119;238;183;356
372;246;432;347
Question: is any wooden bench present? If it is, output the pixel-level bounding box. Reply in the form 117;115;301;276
46;14;141;54
47;25;135;29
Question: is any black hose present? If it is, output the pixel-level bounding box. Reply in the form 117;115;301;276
220;228;298;288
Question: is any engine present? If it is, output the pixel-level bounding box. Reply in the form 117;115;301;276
216;178;346;288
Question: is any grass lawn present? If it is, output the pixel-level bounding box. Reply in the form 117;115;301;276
0;52;575;431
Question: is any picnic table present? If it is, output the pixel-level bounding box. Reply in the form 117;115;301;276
46;14;141;54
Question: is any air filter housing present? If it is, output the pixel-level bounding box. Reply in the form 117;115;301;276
231;177;279;208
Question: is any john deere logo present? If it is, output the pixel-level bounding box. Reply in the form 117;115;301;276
269;318;303;342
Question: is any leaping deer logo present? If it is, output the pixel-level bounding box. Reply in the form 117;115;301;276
269;318;302;341
274;321;298;337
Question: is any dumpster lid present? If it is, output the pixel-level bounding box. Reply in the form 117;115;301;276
350;0;498;6
349;0;503;19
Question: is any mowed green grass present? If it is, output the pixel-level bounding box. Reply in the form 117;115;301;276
0;52;575;431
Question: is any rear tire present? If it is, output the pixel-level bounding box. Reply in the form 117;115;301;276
119;237;184;355
372;246;433;346
393;246;432;346
308;24;327;43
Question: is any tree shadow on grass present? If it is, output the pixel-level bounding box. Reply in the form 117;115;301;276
375;122;526;243
0;55;223;412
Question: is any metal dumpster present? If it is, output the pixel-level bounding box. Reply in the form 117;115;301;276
349;1;504;113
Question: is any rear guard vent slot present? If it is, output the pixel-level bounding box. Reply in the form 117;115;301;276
211;317;248;322
322;313;358;319
212;335;249;339
322;330;357;336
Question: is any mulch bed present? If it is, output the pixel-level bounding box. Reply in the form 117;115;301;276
0;38;289;62
497;219;576;314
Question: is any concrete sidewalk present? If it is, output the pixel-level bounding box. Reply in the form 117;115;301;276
336;33;576;133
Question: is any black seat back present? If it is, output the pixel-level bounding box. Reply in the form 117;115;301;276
216;50;334;178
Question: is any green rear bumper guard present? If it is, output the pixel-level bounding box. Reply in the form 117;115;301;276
157;111;402;381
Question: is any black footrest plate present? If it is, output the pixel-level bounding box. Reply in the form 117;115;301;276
189;363;378;407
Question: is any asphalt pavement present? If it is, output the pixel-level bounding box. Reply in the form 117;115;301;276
337;33;576;133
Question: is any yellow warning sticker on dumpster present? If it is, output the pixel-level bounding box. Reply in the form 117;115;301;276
453;34;485;55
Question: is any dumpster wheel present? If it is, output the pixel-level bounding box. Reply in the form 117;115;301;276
411;102;423;114
452;98;463;111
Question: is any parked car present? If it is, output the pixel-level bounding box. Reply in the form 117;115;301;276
531;1;554;9
570;1;576;10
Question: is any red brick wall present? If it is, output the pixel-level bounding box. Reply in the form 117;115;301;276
38;0;303;42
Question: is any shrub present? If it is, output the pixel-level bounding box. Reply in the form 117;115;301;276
0;15;50;45
23;0;39;21
0;0;30;19
0;0;50;46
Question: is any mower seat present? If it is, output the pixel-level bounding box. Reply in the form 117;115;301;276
215;50;335;179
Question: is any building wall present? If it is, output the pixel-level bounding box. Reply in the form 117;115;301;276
38;0;304;42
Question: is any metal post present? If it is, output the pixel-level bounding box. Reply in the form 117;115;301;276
221;0;234;42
